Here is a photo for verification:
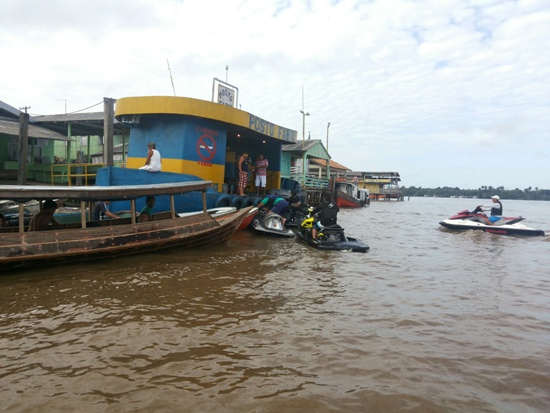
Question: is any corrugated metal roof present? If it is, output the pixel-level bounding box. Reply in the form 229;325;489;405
0;119;71;141
282;139;322;152
310;157;350;171
33;112;129;136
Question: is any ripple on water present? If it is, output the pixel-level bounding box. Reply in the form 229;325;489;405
1;198;550;412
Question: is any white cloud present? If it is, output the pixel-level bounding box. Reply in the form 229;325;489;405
1;0;549;188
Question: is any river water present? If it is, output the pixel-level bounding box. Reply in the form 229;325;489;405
1;197;549;413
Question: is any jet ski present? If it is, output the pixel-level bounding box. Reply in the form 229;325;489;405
295;214;369;252
250;210;295;237
439;207;545;236
284;204;310;228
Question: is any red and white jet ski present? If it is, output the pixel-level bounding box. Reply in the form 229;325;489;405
439;207;545;236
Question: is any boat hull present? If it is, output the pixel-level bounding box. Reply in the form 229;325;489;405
439;219;545;236
295;227;370;252
334;182;369;208
0;207;252;272
250;212;295;237
336;193;365;208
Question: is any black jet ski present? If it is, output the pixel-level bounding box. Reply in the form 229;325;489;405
295;214;369;252
250;210;295;237
439;207;545;236
284;204;310;228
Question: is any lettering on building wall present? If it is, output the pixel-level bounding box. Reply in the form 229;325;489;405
248;115;297;141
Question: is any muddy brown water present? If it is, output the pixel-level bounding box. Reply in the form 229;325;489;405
1;198;549;412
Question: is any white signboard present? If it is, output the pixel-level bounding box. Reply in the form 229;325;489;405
212;78;238;108
217;84;235;107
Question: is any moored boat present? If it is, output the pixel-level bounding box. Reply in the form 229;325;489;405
334;182;370;208
0;182;252;272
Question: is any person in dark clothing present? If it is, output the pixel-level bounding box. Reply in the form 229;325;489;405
311;193;339;239
478;195;503;223
92;201;118;221
258;195;290;224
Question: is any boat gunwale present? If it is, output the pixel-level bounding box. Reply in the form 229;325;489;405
0;180;213;203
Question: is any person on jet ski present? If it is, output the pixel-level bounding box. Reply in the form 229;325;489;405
289;190;302;210
257;195;290;225
311;193;339;240
477;195;503;223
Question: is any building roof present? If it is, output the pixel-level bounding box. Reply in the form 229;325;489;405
34;112;130;136
0;100;21;119
282;139;323;152
310;157;350;171
0;119;71;141
1;99;129;137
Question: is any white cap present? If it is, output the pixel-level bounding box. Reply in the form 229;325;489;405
491;195;500;200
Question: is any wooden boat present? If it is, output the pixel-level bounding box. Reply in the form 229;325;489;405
0;181;252;272
177;206;258;230
335;182;370;208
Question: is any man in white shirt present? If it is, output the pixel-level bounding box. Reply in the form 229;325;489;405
139;142;162;172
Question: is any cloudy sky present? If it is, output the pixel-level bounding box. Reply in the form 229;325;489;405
1;0;549;189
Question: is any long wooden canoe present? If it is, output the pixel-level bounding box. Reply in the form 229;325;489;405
0;182;251;272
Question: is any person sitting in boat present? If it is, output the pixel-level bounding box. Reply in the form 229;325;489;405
92;200;118;221
257;195;289;224
139;142;162;172
28;199;60;231
311;193;339;240
139;196;156;222
477;195;503;224
0;213;7;227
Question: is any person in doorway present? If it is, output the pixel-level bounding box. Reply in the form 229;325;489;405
311;193;339;240
92;200;118;221
139;142;162;172
237;152;249;196
254;154;269;196
28;199;60;231
139;196;156;222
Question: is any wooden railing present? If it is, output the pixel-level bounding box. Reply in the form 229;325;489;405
282;174;329;189
50;162;124;186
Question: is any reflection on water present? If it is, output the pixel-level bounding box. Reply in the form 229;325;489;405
1;198;549;412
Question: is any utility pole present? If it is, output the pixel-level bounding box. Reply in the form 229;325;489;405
300;86;310;150
17;106;30;185
103;98;115;167
326;122;331;151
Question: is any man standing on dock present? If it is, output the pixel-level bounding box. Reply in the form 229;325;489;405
237;152;249;196
254;154;269;196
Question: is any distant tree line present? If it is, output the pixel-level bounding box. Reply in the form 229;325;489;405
401;186;550;201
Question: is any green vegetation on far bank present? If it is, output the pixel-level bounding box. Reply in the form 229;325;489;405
401;186;550;201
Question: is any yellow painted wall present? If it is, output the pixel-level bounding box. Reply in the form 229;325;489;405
127;158;225;189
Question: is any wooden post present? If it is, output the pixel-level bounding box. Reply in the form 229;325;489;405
17;111;29;185
170;195;175;219
18;203;25;233
131;200;136;224
80;201;87;228
103;97;115;167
